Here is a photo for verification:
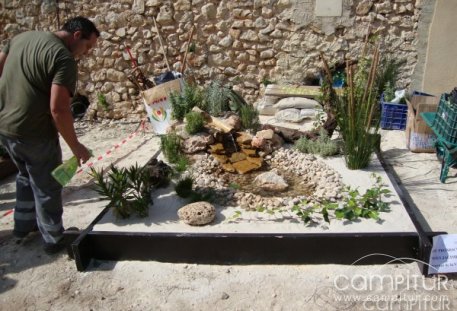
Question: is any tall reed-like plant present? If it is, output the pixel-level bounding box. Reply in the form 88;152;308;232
336;46;381;169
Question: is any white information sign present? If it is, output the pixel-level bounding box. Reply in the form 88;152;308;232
428;234;457;274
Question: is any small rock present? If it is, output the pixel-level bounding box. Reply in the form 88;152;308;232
178;202;216;226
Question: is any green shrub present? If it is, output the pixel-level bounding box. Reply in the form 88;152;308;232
294;128;339;157
169;83;204;121
97;92;109;111
90;164;152;219
202;80;251;117
383;81;395;102
376;58;401;101
261;77;275;86
175;176;194;198
174;155;189;173
185;111;205;134
175;176;215;203
160;133;182;164
239;104;260;131
203;80;231;116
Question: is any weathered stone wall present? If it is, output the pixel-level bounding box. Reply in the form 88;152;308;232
1;0;422;120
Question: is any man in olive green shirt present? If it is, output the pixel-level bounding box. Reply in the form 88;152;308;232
0;16;99;254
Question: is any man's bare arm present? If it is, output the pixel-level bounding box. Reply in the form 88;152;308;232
50;83;91;164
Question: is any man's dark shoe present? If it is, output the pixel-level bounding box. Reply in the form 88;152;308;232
43;241;66;255
43;227;80;255
12;226;39;239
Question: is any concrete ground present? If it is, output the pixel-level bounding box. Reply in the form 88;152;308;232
0;121;456;310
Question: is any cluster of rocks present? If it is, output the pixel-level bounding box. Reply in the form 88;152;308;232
174;113;285;174
1;0;421;120
186;147;344;212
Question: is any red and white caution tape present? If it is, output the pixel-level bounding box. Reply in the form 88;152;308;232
76;120;147;174
1;209;13;218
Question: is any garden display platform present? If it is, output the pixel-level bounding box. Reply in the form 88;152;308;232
65;152;438;274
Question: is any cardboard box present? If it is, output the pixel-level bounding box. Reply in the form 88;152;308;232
405;92;439;153
142;79;183;134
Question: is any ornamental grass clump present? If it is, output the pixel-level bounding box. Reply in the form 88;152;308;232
239;104;260;131
185;111;205;134
294;128;339;157
175;176;214;203
336;46;382;169
202;80;250;117
160;132;182;164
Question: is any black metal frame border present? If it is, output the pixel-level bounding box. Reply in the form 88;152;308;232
376;151;445;275
65;152;441;274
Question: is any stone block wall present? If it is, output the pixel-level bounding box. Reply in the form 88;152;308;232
1;0;422;120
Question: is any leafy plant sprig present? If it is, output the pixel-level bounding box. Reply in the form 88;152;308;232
334;174;390;221
97;92;109;111
292;201;338;224
292;174;391;224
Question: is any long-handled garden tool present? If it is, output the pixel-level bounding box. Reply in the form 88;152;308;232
125;46;155;90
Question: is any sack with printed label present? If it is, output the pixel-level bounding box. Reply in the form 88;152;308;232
142;79;183;134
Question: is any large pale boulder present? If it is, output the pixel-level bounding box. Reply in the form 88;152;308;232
253;171;288;191
178;201;216;225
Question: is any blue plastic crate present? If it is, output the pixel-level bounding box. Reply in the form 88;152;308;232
380;101;408;130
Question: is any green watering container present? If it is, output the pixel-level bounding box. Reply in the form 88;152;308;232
51;156;79;186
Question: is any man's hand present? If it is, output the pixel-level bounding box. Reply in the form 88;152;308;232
71;142;91;166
